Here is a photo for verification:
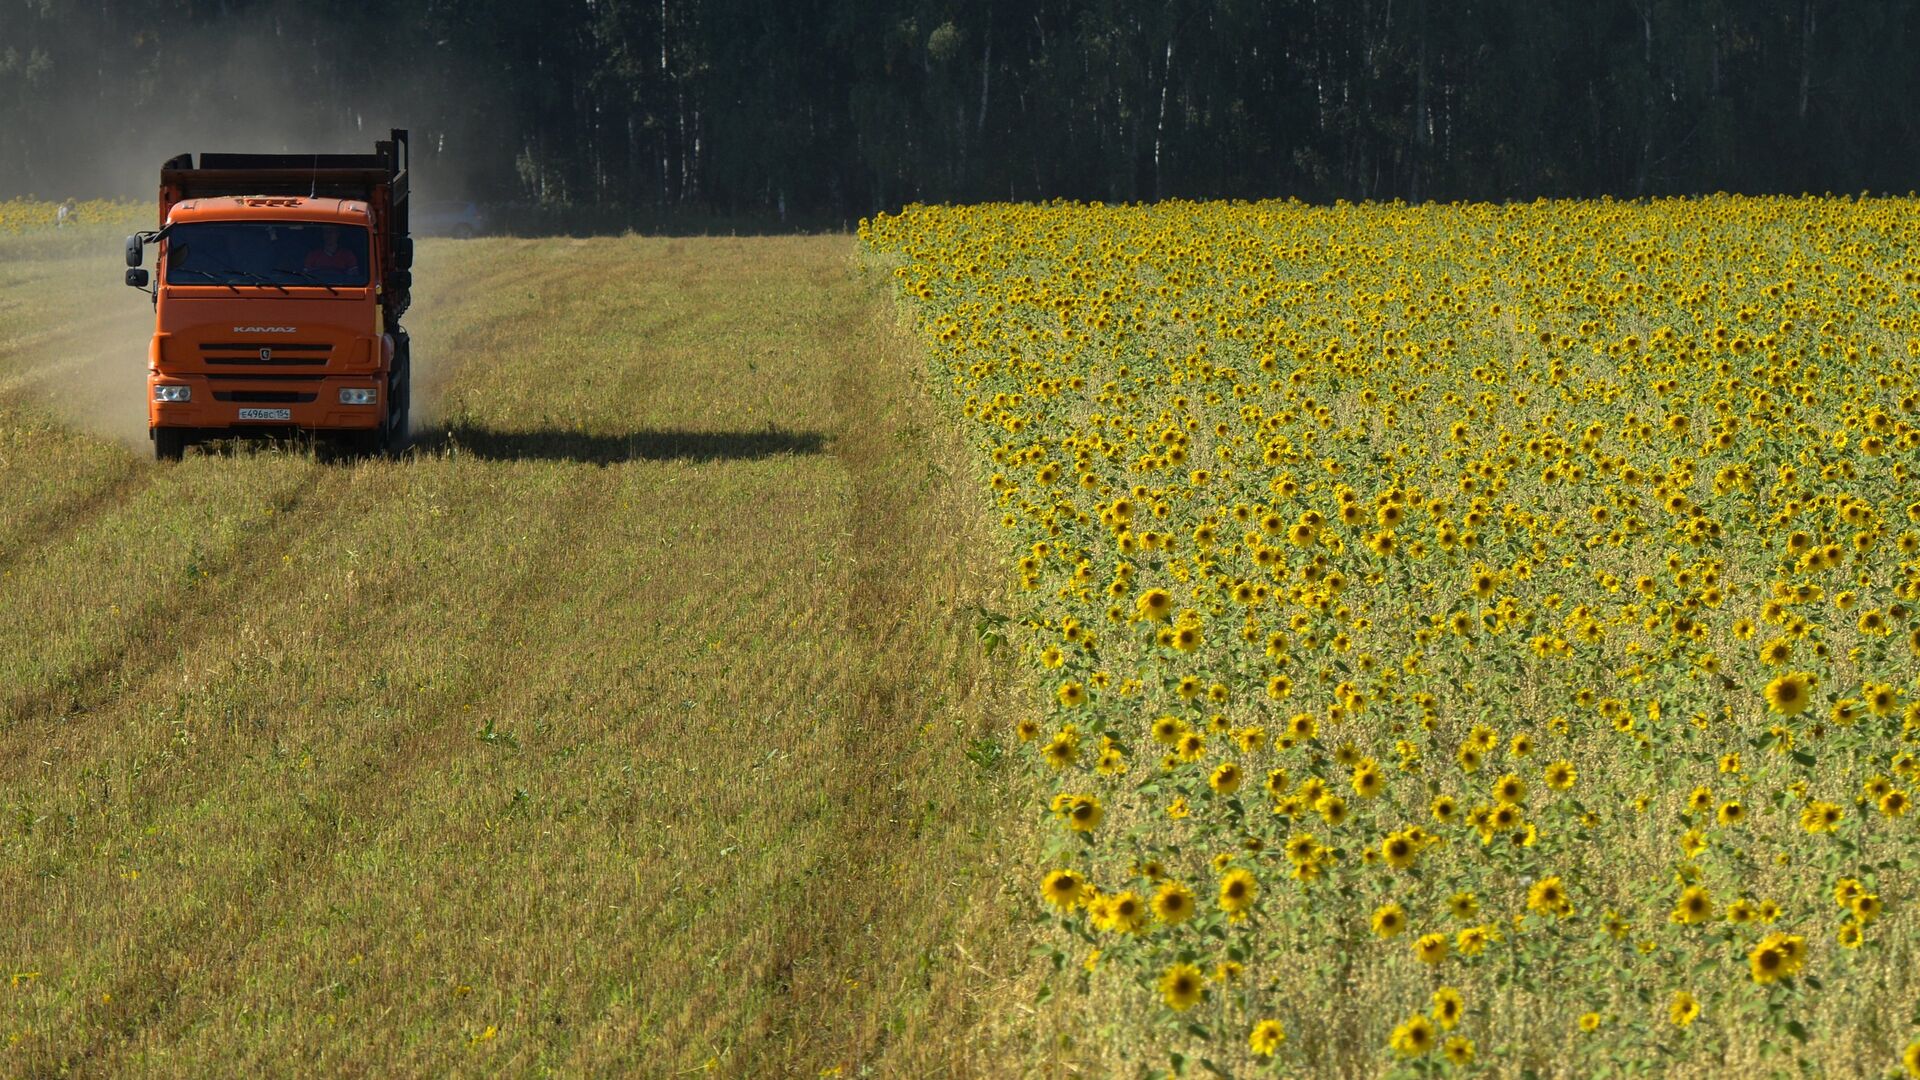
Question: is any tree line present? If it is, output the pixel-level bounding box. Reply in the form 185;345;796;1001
3;0;1915;223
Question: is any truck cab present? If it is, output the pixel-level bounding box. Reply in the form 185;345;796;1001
126;131;412;459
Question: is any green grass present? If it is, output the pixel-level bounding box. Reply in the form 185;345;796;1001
0;231;1028;1075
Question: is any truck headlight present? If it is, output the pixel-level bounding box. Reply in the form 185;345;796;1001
340;388;378;405
154;385;191;403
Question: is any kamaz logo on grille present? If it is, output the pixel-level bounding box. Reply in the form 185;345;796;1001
233;326;297;333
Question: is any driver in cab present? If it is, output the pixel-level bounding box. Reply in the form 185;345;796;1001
303;226;359;274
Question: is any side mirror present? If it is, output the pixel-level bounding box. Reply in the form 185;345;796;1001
125;235;144;267
125;268;150;288
393;237;414;271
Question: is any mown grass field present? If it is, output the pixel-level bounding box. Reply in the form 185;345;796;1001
0;222;1029;1076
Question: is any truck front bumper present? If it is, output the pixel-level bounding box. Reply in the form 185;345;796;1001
148;373;383;432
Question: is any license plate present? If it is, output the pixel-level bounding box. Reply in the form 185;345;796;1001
236;408;291;421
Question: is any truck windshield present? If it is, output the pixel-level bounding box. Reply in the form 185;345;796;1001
165;222;371;287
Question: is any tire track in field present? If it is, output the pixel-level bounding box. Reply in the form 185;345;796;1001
0;236;549;753
3;463;355;1076
739;260;1003;1072
632;256;906;1065
47;467;630;1078
558;248;1009;1076
7;247;641;1070
0;239;528;731
0;455;151;578
0;459;333;731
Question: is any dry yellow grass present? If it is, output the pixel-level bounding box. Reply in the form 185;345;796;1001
0;230;1030;1075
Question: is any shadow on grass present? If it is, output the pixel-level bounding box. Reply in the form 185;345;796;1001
415;424;827;465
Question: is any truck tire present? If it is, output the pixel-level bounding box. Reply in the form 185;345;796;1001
153;427;187;462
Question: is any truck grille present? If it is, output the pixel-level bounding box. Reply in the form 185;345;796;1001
212;390;318;404
199;342;332;366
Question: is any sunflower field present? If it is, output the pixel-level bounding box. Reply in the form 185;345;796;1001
863;197;1920;1077
0;198;144;233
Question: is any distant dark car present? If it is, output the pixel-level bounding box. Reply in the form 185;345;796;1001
414;199;485;238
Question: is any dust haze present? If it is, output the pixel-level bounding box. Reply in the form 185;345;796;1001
2;3;504;449
0;245;155;448
7;4;504;204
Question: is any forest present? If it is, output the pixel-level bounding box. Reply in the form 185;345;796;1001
2;0;1916;222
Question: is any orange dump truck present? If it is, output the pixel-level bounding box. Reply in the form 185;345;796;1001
124;130;413;459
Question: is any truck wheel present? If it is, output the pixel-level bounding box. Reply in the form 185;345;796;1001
153;427;187;462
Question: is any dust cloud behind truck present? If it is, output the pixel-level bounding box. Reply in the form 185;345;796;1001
124;129;414;459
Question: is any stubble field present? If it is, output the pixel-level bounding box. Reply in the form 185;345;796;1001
0;219;1028;1076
